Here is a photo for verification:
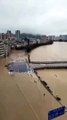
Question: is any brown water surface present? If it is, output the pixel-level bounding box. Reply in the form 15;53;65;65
0;42;67;120
30;42;67;105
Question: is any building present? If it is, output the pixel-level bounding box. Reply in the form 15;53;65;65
0;33;6;40
40;35;48;43
0;40;11;57
48;35;55;41
15;30;20;40
6;30;11;39
59;35;67;41
54;35;67;41
0;31;12;40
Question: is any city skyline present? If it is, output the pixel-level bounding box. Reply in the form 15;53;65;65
0;0;67;35
0;29;67;36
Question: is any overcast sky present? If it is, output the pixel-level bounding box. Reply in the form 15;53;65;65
0;0;67;35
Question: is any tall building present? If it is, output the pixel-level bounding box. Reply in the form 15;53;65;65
6;30;11;39
15;30;20;40
7;30;11;35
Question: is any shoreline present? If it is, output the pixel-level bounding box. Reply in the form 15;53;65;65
15;40;53;52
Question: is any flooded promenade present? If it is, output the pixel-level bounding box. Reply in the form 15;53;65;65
0;42;67;120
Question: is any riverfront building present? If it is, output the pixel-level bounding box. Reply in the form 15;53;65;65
48;35;55;41
0;40;11;57
59;35;67;41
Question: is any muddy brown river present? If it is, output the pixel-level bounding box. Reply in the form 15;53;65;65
30;42;67;106
0;42;67;120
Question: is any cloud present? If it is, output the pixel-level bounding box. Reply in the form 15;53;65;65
0;0;67;35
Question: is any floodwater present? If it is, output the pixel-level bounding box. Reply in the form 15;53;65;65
0;42;67;120
30;42;67;106
30;42;67;61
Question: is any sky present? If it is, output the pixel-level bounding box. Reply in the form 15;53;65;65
0;0;67;35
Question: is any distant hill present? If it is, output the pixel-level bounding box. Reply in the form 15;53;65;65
20;33;41;39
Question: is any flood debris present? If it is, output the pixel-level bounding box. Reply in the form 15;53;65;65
55;96;61;101
43;93;45;96
41;80;47;86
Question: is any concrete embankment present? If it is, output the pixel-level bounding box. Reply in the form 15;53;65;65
33;64;67;70
30;63;67;70
30;61;67;64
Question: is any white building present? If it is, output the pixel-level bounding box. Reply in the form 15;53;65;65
0;40;11;58
48;35;55;41
59;35;67;41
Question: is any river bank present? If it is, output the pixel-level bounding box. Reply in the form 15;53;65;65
26;40;53;52
15;40;53;52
